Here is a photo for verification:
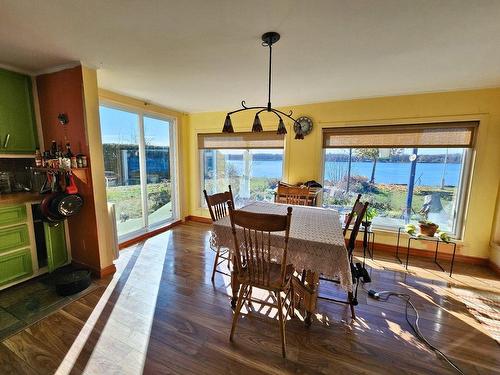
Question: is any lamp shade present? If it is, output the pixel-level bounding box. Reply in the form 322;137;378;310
252;114;263;132
222;115;234;133
294;130;304;140
276;118;287;135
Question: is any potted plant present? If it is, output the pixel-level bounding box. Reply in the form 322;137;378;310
363;208;378;228
418;219;439;237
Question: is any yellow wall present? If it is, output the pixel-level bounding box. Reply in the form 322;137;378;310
98;89;189;219
82;67;114;269
186;88;500;260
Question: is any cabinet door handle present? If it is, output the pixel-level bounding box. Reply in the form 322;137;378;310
3;133;10;148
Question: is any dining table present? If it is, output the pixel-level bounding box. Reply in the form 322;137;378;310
211;201;354;324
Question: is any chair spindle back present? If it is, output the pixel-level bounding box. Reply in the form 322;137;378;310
275;184;311;206
343;194;362;236
346;200;369;256
203;185;234;222
228;201;293;287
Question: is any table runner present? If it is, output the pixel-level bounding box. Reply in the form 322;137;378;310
212;201;353;292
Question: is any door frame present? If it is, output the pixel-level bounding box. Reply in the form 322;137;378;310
98;100;179;243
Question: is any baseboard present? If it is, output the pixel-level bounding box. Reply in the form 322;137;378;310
118;220;183;250
99;264;116;278
356;240;488;265
185;215;212;224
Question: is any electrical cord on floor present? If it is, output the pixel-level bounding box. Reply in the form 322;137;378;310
366;289;465;375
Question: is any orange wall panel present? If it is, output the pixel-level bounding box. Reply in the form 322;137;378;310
36;66;101;271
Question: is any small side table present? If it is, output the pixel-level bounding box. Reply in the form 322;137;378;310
396;227;457;277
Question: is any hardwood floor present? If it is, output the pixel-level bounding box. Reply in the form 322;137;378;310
0;221;499;374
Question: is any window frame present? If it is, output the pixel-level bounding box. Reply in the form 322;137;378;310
98;101;179;242
198;135;286;208
320;141;474;240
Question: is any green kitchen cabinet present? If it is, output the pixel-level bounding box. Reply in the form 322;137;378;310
0;248;33;286
0;224;30;255
0;204;27;227
44;221;68;272
0;68;38;153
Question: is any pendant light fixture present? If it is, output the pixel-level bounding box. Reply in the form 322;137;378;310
222;32;304;139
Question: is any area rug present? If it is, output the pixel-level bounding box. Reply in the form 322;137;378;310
452;287;500;344
0;268;99;341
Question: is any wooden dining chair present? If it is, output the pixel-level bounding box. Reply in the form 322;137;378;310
227;201;294;358
342;193;362;236
275;183;311;206
345;200;369;262
294;199;369;321
203;186;234;282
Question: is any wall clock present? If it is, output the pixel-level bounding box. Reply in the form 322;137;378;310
293;116;313;138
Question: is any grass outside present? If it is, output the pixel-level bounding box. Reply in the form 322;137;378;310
106;182;172;220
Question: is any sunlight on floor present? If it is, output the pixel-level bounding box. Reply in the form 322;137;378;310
55;233;170;375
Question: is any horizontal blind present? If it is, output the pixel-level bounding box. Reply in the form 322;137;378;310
198;131;285;149
323;121;478;148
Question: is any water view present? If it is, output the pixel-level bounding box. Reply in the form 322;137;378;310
224;160;461;186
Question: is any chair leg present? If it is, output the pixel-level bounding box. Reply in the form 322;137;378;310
211;246;221;283
276;291;287;358
247;286;253;309
348;291;356;319
229;284;247;342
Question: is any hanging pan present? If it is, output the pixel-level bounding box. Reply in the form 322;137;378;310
49;172;84;218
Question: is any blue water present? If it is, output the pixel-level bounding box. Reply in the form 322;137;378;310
224;160;461;186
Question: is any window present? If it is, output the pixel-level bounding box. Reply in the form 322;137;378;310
100;105;176;240
199;132;284;207
322;122;477;237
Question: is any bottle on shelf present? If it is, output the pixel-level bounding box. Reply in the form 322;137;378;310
42;151;50;167
34;148;42;167
64;142;73;158
50;140;58;158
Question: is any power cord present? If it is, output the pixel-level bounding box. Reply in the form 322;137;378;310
367;289;465;374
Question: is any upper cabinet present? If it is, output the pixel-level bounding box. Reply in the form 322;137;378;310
0;68;38;154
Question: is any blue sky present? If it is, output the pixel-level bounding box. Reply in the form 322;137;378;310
99;106;170;146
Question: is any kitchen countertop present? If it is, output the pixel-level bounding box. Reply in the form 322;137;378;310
0;191;45;205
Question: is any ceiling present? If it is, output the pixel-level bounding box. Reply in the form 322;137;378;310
1;0;500;113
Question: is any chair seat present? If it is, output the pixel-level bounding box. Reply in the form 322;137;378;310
236;263;294;290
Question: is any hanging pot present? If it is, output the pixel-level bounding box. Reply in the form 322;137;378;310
49;172;84;218
40;193;64;222
50;193;84;217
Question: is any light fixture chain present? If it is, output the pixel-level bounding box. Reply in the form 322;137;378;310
268;43;272;111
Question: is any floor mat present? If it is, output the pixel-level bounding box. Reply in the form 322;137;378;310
452;286;500;344
0;269;98;341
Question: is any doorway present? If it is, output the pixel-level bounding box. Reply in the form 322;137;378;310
99;105;177;241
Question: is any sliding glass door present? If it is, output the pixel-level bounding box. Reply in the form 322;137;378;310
99;105;176;240
144;116;173;227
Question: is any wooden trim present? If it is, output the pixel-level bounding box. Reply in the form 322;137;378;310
356;239;488;265
185;215;212;224
488;260;500;275
118;220;183;250
98;264;116;278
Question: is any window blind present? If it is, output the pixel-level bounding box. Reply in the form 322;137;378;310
322;121;478;148
198;131;285;149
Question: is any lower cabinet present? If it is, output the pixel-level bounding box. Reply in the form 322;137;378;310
0;203;70;289
0;248;33;286
0;224;30;254
44;221;68;272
